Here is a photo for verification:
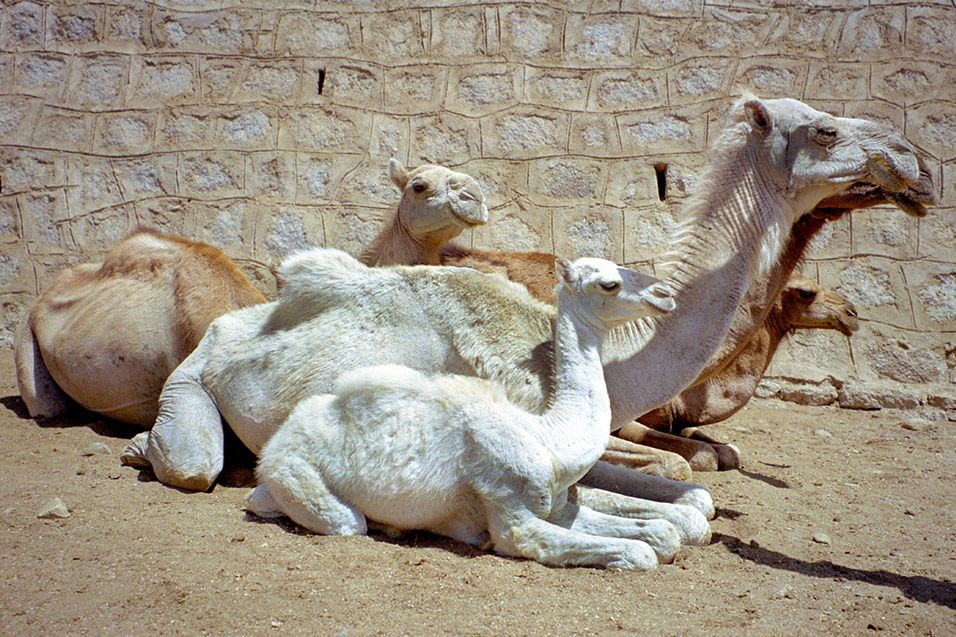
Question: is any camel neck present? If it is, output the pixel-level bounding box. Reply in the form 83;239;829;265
602;141;797;429
360;212;432;267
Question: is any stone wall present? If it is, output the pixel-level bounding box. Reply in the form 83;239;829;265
1;1;954;417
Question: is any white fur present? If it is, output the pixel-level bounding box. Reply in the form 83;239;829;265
247;258;679;570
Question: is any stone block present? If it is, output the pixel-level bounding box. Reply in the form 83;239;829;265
45;3;102;51
178;152;245;200
258;203;327;261
65;156;125;219
66;55;129;110
481;109;570;160
617;106;707;156
431;7;486;60
806;62;869;102
132;197;192;238
836;7;904;59
470;201;552;254
926;385;956;412
918;201;956;261
853;324;947;384
684;8;774;58
1;1;43;50
200;58;242;103
30;105;93;153
454;159;529;213
112;155;179;201
19;189;72;249
152;9;259;54
369;114;409;163
212;106;278;150
409;113;482;167
802;212;850;260
384;67;448;115
498;5;563;61
245;152;296;203
564;14;637;64
771;378;839;407
819;258;913;329
838;380;921;410
569;114;621;158
764;8;844;58
526;69;590;112
906;103;956;162
842;99;904;132
104;5;148;50
634;15;683;60
606;160;658;210
528;158;607;205
735;57;808;98
0;196;20;243
278;106;368;153
906;6;956;59
93;111;157;156
156;107;214;151
338;160;405;208
128;57;198;107
850;205;918;260
668;59;736;105
236;59;303;105
905;262;956;331
588;69;666;112
623;204;683;264
67;204;137;254
323;203;383;259
766;328;856;384
553;205;624;262
0;241;34;294
0;95;42;147
324;62;382;110
360;11;425;61
275;12;356;56
14;53;70;99
189;198;259;257
620;0;700;17
446;64;520;117
294;153;358;205
0;149;65;196
871;61;943;108
0;293;29;348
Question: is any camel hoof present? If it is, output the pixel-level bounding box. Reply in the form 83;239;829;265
715;443;741;470
120;432;152;469
641;457;693;482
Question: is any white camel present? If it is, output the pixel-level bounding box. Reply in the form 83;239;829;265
15;161;484;428
247;253;681;570
125;96;927;536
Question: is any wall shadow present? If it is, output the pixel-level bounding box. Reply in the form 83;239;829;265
716;533;956;610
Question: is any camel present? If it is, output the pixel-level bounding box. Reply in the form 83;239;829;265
15;160;485;428
359;159;487;267
605;271;860;473
14;229;267;427
124;96;929;539
246;254;683;570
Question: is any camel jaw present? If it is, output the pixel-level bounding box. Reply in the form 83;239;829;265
815;154;937;218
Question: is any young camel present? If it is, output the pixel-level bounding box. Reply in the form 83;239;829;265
16;161;485;428
126;97;929;544
606;271;859;474
246;253;679;570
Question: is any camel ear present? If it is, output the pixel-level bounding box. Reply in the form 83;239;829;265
554;258;574;285
388;158;409;190
744;99;773;136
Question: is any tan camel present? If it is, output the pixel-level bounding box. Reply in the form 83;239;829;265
606;271;859;474
14;228;267;427
125;95;929;540
16;160;485;428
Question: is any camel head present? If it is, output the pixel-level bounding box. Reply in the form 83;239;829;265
388;159;488;247
555;258;676;329
728;96;927;217
779;272;859;337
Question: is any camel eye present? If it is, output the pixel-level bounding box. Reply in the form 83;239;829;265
812;126;838;145
600;281;621;293
412;182;427;193
797;287;816;300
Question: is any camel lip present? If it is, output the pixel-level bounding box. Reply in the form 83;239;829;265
837;317;859;336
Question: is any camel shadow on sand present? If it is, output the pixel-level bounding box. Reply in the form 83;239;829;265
0;394;140;440
715;532;956;610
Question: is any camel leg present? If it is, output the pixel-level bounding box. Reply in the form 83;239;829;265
136;336;225;491
615;422;719;472
601;436;692;481
568;484;712;546
579;460;715;520
13;314;72;419
546;497;681;563
484;499;658;571
246;468;368;536
680;426;741;470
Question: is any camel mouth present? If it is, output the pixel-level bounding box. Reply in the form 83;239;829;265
815;174;937;219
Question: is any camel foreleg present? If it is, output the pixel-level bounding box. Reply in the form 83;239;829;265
579;460;715;520
601;436;693;481
615;422;721;472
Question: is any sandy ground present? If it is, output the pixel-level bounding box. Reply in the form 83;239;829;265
1;351;954;636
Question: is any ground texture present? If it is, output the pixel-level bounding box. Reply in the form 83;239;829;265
1;353;954;636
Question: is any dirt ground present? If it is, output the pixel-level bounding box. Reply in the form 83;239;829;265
1;352;954;636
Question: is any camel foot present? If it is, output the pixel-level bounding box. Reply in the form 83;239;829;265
120;432;152;469
680;427;741;471
599;447;693;482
